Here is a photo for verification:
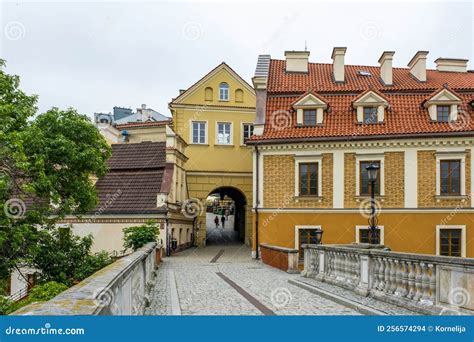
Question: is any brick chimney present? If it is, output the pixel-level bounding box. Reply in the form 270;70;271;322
408;51;429;82
378;51;395;86
332;47;347;83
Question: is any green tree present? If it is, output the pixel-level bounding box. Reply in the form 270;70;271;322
0;60;111;284
123;220;160;251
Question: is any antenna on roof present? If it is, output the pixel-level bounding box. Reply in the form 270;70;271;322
304;40;308;51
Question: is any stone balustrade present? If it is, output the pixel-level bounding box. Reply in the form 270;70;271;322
303;243;474;315
13;243;157;316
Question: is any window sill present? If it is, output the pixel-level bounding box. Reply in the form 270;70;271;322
355;196;385;202
215;143;234;147
296;124;323;128
295;196;323;202
435;195;468;200
218;99;230;102
189;143;209;146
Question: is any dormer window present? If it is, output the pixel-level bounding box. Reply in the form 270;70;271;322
303;109;317;126
353;90;389;124
363;107;378;124
437;105;450;122
292;91;328;126
424;87;462;123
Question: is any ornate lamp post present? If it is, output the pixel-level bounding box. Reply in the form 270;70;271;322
315;228;324;244
366;163;380;244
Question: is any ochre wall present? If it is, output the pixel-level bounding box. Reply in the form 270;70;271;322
263;153;333;208
418;149;471;208
255;211;474;258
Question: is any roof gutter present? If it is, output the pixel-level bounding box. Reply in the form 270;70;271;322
246;131;474;146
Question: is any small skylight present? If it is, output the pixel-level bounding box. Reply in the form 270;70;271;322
357;70;372;76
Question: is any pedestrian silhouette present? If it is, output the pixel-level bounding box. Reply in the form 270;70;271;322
221;215;226;228
214;216;219;228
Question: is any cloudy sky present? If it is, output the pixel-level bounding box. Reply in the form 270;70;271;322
1;1;472;118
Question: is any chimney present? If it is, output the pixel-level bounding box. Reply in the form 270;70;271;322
378;51;395;86
435;58;468;73
408;51;429;82
331;47;347;83
179;89;186;94
284;51;310;73
141;104;146;110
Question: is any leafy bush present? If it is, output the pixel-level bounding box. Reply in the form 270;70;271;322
123;220;159;251
32;226;112;286
0;296;13;315
28;281;68;302
73;251;112;282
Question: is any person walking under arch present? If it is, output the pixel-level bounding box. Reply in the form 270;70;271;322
214;216;219;229
221;215;226;229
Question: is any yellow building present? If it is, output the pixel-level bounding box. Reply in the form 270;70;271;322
248;50;474;260
169;62;256;246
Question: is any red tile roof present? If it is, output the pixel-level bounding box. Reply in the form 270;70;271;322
248;59;474;143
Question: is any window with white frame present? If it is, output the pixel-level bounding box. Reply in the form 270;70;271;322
295;225;322;260
355;154;384;197
242;123;254;144
436;225;466;257
294;156;322;197
217;122;232;145
219;82;229;101
191;121;206;144
355;225;384;244
435;152;466;197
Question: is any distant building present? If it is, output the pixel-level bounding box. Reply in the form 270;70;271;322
94;104;169;126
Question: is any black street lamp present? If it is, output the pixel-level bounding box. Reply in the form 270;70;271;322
366;163;380;244
315;228;324;245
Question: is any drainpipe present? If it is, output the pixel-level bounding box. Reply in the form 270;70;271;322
254;144;260;259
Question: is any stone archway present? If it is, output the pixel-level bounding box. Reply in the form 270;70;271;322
205;187;247;245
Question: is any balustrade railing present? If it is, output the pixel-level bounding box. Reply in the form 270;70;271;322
303;244;474;314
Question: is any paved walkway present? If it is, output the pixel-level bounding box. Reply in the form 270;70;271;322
145;245;368;316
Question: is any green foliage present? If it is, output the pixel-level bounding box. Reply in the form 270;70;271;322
0;296;14;315
0;60;111;279
31;226;112;286
28;281;68;302
123;220;159;251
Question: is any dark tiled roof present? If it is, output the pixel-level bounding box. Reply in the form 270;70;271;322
107;142;166;170
92;142;168;215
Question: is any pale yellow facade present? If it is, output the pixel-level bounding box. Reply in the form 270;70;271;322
169;63;256;246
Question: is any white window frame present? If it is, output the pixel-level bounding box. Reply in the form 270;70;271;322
241;123;254;146
215;122;233;145
355;225;385;244
294;155;323;197
436;225;466;257
435;151;466;196
355;154;385;196
295;225;322;258
219;83;229;101
189;120;208;145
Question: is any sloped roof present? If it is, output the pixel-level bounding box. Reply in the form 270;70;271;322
248;59;474;143
93;142;170;214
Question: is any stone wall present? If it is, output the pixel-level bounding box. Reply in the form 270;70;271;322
13;243;157;316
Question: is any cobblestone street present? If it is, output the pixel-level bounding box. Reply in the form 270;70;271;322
145;244;368;316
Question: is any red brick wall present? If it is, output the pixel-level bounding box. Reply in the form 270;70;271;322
260;245;289;272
